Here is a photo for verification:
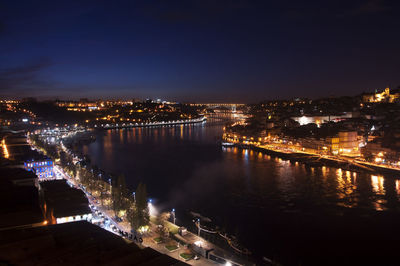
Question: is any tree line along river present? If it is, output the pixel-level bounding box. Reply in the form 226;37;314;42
81;115;400;265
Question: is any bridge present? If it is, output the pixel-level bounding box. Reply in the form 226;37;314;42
189;103;245;112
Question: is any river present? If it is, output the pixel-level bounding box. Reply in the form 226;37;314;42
82;116;400;265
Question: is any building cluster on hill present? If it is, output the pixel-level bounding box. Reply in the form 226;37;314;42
225;87;400;165
361;87;400;103
1;98;205;130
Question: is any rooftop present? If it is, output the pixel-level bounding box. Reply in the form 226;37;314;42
0;167;43;229
41;180;91;218
0;221;187;265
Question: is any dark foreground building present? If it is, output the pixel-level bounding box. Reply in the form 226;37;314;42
0;167;44;229
40;180;92;224
0;221;186;266
0;152;185;265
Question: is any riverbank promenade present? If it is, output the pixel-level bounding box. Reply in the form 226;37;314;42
225;140;400;176
55;165;248;265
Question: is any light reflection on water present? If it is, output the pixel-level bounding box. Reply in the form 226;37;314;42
221;147;395;212
371;175;385;195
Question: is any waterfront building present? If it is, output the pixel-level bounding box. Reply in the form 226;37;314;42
338;131;359;156
362;139;400;164
326;136;340;154
40;180;92;224
297;137;325;153
24;158;54;180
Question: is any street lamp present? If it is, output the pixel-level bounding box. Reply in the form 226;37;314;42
148;199;156;216
197;218;200;236
192;218;201;236
108;178;112;209
172;208;176;224
132;192;136;202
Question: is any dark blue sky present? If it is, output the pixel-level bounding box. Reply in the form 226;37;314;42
0;0;399;102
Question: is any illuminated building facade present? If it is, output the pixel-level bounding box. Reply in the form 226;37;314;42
40;180;92;225
55;213;93;224
362;88;400;103
293;113;353;126
326;137;340;154
338;131;359;156
24;159;54;180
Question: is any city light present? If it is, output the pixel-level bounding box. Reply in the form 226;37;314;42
1;3;400;265
2;139;9;159
171;208;176;224
148;200;157;216
138;225;149;233
194;240;203;247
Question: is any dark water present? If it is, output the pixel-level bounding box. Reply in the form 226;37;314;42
82;117;400;265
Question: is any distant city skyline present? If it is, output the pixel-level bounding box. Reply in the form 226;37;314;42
1;0;400;102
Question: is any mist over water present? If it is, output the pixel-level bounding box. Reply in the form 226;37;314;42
82;117;400;265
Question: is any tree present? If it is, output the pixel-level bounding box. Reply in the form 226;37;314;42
70;164;77;178
87;171;97;194
79;167;91;188
126;183;150;230
111;174;128;215
111;177;119;213
75;165;82;181
45;144;59;160
126;200;139;230
135;182;150;228
59;151;70;168
99;189;107;206
155;212;170;237
135;183;147;210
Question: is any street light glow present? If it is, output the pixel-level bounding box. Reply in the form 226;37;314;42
194;240;203;247
148;201;157;216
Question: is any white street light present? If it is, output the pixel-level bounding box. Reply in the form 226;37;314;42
194;218;200;236
108;178;112;209
172;208;176;224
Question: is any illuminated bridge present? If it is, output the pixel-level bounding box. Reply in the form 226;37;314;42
190;103;245;112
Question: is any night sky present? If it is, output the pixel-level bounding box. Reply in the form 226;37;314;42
0;0;399;102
